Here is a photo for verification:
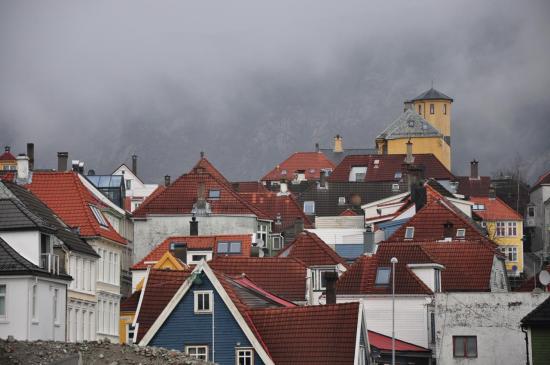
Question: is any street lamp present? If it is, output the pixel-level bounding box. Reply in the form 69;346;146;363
391;257;398;365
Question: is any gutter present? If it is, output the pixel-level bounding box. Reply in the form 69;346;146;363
521;326;530;365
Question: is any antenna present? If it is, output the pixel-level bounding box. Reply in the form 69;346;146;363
431;80;434;89
539;270;550;286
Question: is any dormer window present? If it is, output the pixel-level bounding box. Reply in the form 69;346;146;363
405;227;415;239
528;206;535;217
456;228;466;238
392;183;400;192
375;267;391;285
349;166;367;182
208;189;220;199
90;205;109;227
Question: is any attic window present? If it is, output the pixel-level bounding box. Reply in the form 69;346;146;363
90;206;109;227
304;201;315;215
208;189;220;199
281;169;287;175
394;172;402;180
405;227;415;239
472;204;485;211
375;267;391;285
170;242;186;250
392;183;400;192
349;167;367;182
338;197;346;206
217;241;241;254
456;229;466;238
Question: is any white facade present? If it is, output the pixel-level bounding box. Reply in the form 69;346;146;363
112;164;158;212
0;276;67;341
434;292;549;365
0;231;41;266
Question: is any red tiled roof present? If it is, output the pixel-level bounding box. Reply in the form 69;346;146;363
386;198;488;243
261;152;336;182
277;231;348;268
339;209;359;216
232;181;270;193
132;234;253;270
121;290;141;312
26;172;126;244
328;154;454;183
239;192;312;233
210;257;308;302
234;276;296;308
248;302;360;365
368;330;430;352
133;158;269;219
469;196;522;221
532;171;550;191
135;269;192;342
0;150;16;161
455;176;491;197
337;241;499;295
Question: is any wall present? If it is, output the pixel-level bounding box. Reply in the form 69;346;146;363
387;137;451;171
529;186;550;255
0;231;40;265
338;295;431;348
133;215;258;263
434;292;549;365
306;228;365;245
486;220;524;275
413;99;452;138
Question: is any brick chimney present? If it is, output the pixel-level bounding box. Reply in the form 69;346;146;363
363;225;375;254
333;135;343;153
470;160;479;179
164;175;171;187
57;152;68;172
443;221;454;240
294;217;304;235
324;272;338;305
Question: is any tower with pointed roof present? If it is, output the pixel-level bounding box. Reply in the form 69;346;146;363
376;88;453;170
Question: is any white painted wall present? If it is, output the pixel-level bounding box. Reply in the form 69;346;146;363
0;276;67;341
133;215;258;263
306;228;365;245
314;216;365;229
0;231;41;266
338;295;431;348
434;292;550;365
409;266;437;292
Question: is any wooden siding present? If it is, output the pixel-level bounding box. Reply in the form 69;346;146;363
148;277;263;365
532;328;550;365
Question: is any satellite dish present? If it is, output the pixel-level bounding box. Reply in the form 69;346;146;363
539;270;550;286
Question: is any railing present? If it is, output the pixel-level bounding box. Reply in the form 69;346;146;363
40;253;60;275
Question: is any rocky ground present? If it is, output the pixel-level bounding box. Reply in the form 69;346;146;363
0;337;212;365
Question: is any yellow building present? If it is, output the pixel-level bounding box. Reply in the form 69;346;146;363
470;196;524;276
376;88;453;170
119;251;187;344
0;146;17;171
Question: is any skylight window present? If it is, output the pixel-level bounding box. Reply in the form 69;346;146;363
304;201;315;215
394;172;402;180
349;166;367;182
405;227;415;239
472;204;485;211
90;206;108;227
338;197;346;206
208;189;220;199
456;229;466;238
217;241;242;254
375;267;391;285
392;183;400;192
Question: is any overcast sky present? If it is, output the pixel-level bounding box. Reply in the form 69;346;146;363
1;0;549;184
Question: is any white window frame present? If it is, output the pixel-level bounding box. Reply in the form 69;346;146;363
303;201;315;215
194;290;213;314
507;221;517;236
185;345;209;360
338;197;346;205
434;270;441;292
349;166;367;182
236;347;254;365
90;205;109;227
0;284;6;320
375;267;391;285
496;221;506;237
404;227;415;239
392;183;400;192
456;228;466;238
271;235;283;250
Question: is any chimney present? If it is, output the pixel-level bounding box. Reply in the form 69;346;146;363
333;135;343;153
363;225;375;253
470;160;479;179
16;154;30;183
319;170;327;189
164;175;171;187
132;154;138;176
26;143;34;170
57;152;68;171
411;183;427;212
190;215;198;236
315;143;320;152
294;217;304;235
443;221;454;240
324;272;338;305
488;184;496;199
404;140;415;164
278;179;289;196
4;146;10;153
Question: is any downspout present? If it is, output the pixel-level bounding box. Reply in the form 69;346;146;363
212;300;215;362
521;326;530;365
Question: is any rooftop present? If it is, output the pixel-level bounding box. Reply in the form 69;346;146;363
261;152;336;182
277;231;348;267
409;88;453;102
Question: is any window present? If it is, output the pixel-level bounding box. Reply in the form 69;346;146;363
32;284;38;321
186;345;208;360
349;166;367;182
53;288;59;323
394;171;402;180
392;183;400;192
496;221;506;237
418;105;422;114
192;255;207;262
90;206;109;227
338;197;346;206
281;169;287;175
125;179;131;190
272;235;283;250
127;324;136;343
456;228;466;238
443;104;447;115
528;206;535;217
236;348;254;365
0;285;6;318
312;269;335;291
405;227;415;239
208;189;220;199
507;222;517;236
500;246;518;262
257;224;267;244
430;104;435;114
304;201;315;215
194;291;212;313
217;241;242;254
434;270;441;292
453;336;477;358
472;204;485;211
430;312;436;344
375;267;391;285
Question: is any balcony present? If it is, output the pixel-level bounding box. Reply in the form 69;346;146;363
40;253;60;275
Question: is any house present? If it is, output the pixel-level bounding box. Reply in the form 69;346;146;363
375;88;453;170
86;174;126;209
130;234;253;291
337;241;508;352
27;170;128;342
521;295;550;365
0;179;101;342
526;170;550;260
435;292;548;365
319;134;377;165
0;236;71;341
454;160;492;197
0;146;17;171
239;190;313;253
261;151;335;189
111;156;159;212
132;156;272;263
137;261;371;365
277;231;349;304
470;196;524;276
